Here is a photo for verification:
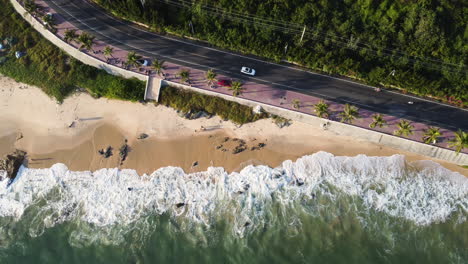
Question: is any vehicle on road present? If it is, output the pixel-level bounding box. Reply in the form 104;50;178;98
137;59;150;66
217;79;231;87
241;66;256;76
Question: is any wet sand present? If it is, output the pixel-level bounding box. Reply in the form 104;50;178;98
20;123;312;173
5;123;464;175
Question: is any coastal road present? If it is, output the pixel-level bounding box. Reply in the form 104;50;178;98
46;0;468;131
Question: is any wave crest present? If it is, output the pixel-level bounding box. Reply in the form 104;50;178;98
0;152;466;237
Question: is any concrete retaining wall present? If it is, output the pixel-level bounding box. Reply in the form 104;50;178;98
163;80;468;165
10;0;148;82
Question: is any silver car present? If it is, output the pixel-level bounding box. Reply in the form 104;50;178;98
241;66;256;76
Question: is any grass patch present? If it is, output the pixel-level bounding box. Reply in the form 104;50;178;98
159;85;267;124
0;0;145;102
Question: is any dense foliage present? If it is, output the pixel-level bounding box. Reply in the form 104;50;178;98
159;85;267;124
0;0;145;102
95;0;467;106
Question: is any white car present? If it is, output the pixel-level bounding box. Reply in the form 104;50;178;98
241;66;256;76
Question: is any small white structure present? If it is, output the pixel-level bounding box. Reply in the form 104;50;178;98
253;105;263;114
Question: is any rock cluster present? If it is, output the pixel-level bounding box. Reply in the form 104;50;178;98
177;109;212;120
0;150;27;180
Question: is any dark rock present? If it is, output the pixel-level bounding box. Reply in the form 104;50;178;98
98;149;105;155
232;145;247;154
223;137;230;142
216;144;223;150
296;179;305;186
176;203;185;208
138;133;149;140
244;222;250;227
104;146;113;158
232;138;239;142
192;161;198;167
192;111;204;119
128;187;133;191
119;143;130;162
0;150;27;180
258;143;266;148
250;147;258;151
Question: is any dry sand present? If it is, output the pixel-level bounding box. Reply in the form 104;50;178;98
1;76;467;175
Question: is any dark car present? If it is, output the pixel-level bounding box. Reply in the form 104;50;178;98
217;79;231;87
136;59;150;66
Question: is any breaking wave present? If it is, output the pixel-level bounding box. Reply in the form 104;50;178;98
0;152;467;239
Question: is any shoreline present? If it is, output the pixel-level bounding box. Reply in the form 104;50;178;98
1;76;467;176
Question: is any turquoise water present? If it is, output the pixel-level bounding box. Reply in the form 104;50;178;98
0;152;467;263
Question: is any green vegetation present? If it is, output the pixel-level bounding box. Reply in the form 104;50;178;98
0;0;145;102
41;13;54;31
205;69;216;87
448;130;468;154
64;29;78;43
103;46;114;58
369;114;387;128
159;85;267;124
229;81;243;97
291;99;301;109
23;0;37;15
94;0;467;106
77;32;95;51
313;100;329;118
394;120;414;137
125;51;141;69
152;58;166;77
177;68;190;83
339;104;359;124
422;127;441;144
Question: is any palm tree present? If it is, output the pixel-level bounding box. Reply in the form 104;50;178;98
24;0;37;15
292;99;301;109
369;114;387;128
64;29;78;43
205;69;217;87
178;69;190;83
103;46;114;59
339;104;360;124
394;119;414;137
126;51;141;69
229;81;244;97
448;130;468;153
314;100;329;118
77;32;95;51
42;14;54;30
152;59;166;77
422;127;441;144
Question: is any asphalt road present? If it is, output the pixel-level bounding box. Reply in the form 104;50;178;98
46;0;468;131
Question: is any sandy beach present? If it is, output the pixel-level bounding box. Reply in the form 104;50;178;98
1;76;467;176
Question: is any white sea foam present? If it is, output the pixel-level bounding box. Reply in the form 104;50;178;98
0;152;466;236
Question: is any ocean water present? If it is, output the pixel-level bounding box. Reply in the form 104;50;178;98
0;152;466;263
